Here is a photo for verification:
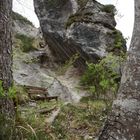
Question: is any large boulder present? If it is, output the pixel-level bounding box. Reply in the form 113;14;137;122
34;0;126;67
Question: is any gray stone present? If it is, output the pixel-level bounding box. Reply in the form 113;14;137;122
13;48;73;102
34;0;126;67
12;20;39;38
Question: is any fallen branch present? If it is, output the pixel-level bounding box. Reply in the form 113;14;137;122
30;95;58;101
37;106;57;114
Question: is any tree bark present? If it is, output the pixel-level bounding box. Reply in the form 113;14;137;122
0;0;14;117
99;1;140;139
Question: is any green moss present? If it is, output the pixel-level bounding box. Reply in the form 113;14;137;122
15;34;35;52
107;30;126;55
101;4;116;15
12;11;34;26
65;12;93;28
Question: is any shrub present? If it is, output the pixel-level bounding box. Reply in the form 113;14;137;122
107;30;126;55
80;54;123;99
12;11;34;26
15;34;35;52
101;4;117;15
0;81;16;99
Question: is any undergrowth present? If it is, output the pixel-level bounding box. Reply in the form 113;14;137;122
57;53;80;75
48;99;110;139
15;34;35;52
101;4;117;16
80;53;125;99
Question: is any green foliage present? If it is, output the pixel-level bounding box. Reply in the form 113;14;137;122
101;4;117;15
107;30;126;55
57;53;80;74
80;54;122;99
0;100;62;140
0;114;15;140
16;100;62;140
8;86;17;99
12;11;34;26
0;114;46;140
0;81;4;97
65;12;93;28
15;34;35;52
113;30;126;49
0;81;16;99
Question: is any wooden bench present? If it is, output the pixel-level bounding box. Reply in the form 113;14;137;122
25;85;48;99
30;96;58;101
24;85;58;101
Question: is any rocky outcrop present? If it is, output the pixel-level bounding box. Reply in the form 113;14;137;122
13;49;72;102
12;12;73;102
34;0;126;67
12;11;39;38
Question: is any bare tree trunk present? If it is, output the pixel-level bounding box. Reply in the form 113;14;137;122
0;0;14;117
99;1;140;139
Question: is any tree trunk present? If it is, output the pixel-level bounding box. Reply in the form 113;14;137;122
99;1;140;139
0;0;14;117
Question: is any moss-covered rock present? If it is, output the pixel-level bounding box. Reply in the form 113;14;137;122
106;30;126;55
65;12;93;28
101;4;116;16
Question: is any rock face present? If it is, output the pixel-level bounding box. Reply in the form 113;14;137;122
13;20;38;38
12;12;72;102
12;12;39;38
34;0;126;67
13;49;72;102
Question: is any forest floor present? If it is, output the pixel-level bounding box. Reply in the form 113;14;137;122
13;48;112;140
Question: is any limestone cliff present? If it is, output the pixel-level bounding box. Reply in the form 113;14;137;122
34;0;126;67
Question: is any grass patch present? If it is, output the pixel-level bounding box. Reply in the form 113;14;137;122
15;34;35;52
15;85;29;104
12;11;34;26
15;100;63;140
49;100;110;139
57;53;80;75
